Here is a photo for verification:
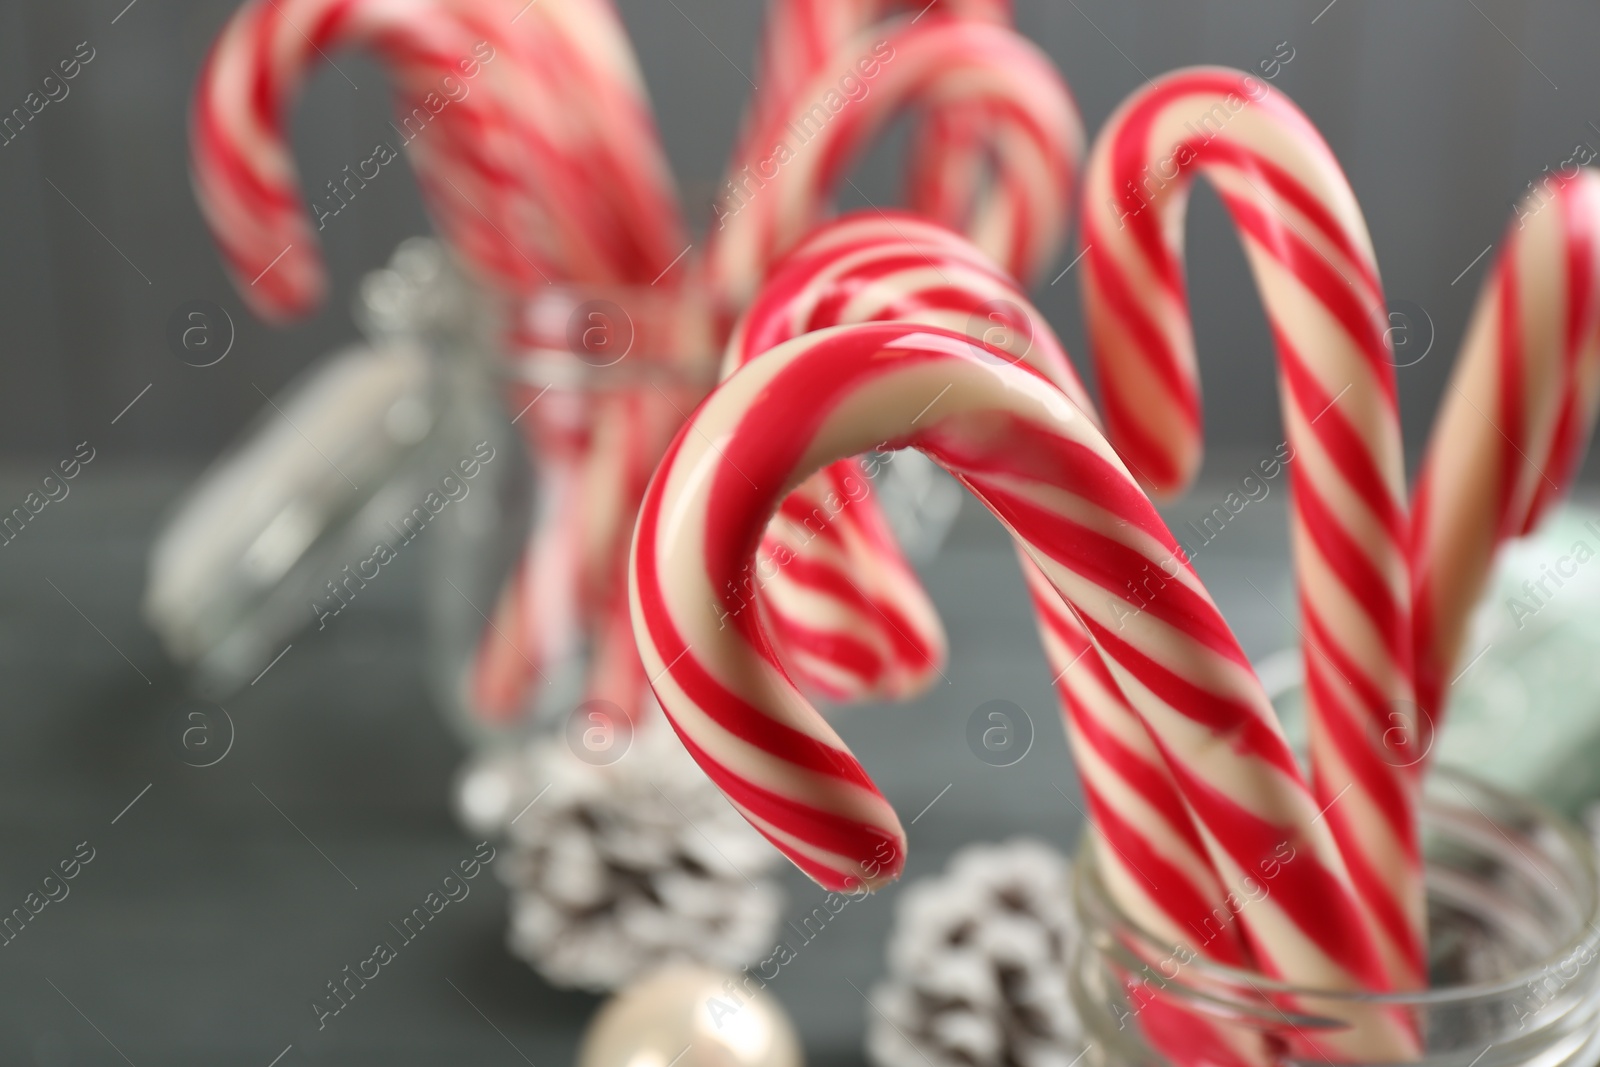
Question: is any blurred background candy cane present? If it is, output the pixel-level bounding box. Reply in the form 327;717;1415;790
704;10;1084;703
192;0;556;316
191;0;696;733
1412;170;1600;753
705;16;1082;314
741;0;1013;255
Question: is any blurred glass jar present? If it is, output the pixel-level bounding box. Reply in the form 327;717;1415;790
147;237;965;730
144;238;498;697
424;281;716;745
1071;767;1600;1067
427;283;969;745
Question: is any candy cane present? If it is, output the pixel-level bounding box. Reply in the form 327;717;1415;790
191;0;580;317
720;212;1069;701
742;0;1011;248
482;0;687;283
192;0;596;714
194;0;690;300
705;17;1081;312
731;215;1275;1063
743;2;1014;153
1079;67;1422;987
631;322;1417;1039
1412;169;1600;744
193;0;692;727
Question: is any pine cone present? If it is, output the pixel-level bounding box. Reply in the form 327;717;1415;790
456;724;784;992
868;838;1083;1067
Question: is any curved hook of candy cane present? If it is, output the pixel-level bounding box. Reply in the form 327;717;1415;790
706;17;1081;312
745;0;1022;258
195;0;688;319
742;0;1012;240
1079;66;1423;987
630;322;1404;1018
713;211;1075;702
191;0;603;320
728;212;1085;404
1412;169;1600;749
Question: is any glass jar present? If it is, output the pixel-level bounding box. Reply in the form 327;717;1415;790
145;230;967;728
1070;767;1600;1067
144;237;492;697
424;282;970;745
423;281;717;745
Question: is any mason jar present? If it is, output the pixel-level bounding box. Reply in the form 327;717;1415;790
423;281;716;746
144;237;493;698
424;279;970;747
1070;767;1600;1067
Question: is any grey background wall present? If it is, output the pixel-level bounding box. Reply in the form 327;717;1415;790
0;0;1596;474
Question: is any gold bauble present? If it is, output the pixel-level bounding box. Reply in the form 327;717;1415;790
577;964;804;1067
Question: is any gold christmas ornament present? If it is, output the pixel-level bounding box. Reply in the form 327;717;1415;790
577;963;804;1067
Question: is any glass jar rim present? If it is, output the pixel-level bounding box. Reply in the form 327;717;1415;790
1073;765;1600;1008
495;281;718;391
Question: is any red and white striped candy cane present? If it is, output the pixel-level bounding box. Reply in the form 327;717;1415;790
1079;67;1422;987
1412;170;1600;743
741;0;1011;251
723;213;1077;701
631;321;1413;1048
192;0;579;318
705;17;1081;312
192;0;580;705
719;212;1048;701
474;0;688;283
742;1;1013;153
193;0;691;724
735;217;1273;1063
194;0;686;308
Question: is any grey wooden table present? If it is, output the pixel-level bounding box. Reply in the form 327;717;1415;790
0;459;1305;1066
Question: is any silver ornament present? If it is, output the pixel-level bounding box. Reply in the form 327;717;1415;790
578;964;805;1067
